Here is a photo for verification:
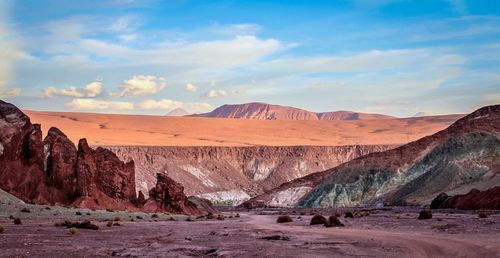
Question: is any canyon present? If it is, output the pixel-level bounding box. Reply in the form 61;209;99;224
106;145;395;205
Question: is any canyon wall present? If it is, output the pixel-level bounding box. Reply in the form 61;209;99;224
105;145;396;205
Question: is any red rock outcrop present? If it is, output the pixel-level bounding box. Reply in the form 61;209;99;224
430;187;500;210
144;173;217;215
0;100;214;215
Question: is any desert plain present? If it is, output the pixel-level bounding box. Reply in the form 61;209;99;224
1;191;499;258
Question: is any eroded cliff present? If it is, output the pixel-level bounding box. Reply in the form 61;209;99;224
106;145;395;205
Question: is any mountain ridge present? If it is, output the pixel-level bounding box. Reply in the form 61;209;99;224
190;102;396;120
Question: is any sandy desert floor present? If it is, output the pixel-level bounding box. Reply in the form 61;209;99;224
24;110;463;146
1;198;499;258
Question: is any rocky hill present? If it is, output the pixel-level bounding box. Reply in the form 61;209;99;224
0;100;214;215
191;102;395;120
243;105;500;208
106;145;394;205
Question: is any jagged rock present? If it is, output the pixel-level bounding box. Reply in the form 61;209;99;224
73;139;137;209
144;173;215;215
44;127;77;200
430;192;451;209
0;100;50;203
0;100;216;215
430;187;500;210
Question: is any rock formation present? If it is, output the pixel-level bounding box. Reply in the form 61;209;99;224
144;173;218;215
0;100;213;215
190;102;395;120
430;187;500;210
107;145;395;205
243;105;500;208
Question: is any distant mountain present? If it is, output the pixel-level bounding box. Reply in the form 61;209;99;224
166;108;189;116
242;105;500;208
190;102;395;120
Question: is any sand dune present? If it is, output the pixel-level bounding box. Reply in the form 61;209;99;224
24;110;463;146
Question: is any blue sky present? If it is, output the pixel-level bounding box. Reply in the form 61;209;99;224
1;0;499;116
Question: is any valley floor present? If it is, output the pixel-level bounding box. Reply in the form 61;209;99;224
0;201;499;257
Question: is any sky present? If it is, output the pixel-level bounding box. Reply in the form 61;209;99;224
1;0;499;117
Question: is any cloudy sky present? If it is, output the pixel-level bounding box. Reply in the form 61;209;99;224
1;0;499;117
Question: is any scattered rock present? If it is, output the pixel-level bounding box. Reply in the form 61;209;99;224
261;235;290;241
277;215;293;223
325;216;344;227
310;214;327;225
418;210;432;220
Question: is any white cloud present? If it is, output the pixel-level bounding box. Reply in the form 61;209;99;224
205;89;228;98
118;34;137;42
67;98;134;110
83;81;103;97
113;75;166;97
138;99;212;113
42;80;103;98
138;99;182;110
0;88;22;98
185;83;198;92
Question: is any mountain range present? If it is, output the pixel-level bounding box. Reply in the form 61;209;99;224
190;102;396;120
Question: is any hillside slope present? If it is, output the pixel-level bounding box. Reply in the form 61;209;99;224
243;105;499;208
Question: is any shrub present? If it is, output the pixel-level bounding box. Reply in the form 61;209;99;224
478;212;488;218
21;208;31;213
168;216;176;221
310;214;327;225
325;216;344;227
8;215;14;219
45;206;51;210
418;210;432;220
235;213;240;218
136;216;143;220
86;212;91;216
75;211;82;216
68;227;77;235
151;214;159;218
107;221;113;227
344;211;354;218
186;217;194;222
216;214;225;220
437;218;443;221
14;218;22;225
113;217;121;222
206;213;215;219
55;220;99;230
0;224;4;233
276;215;293;223
113;222;121;226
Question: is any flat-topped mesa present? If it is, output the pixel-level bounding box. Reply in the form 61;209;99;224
0;100;215;215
